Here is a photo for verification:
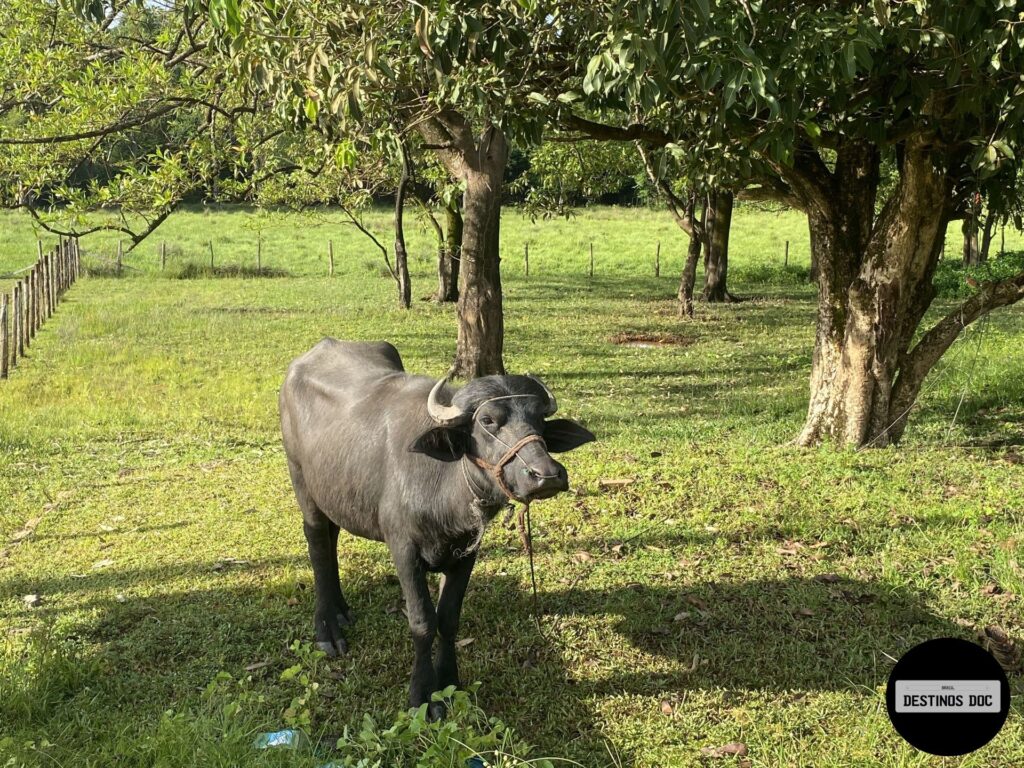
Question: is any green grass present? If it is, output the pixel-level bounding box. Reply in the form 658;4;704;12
1;204;1023;767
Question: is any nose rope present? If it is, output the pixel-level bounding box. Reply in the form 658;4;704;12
468;433;548;503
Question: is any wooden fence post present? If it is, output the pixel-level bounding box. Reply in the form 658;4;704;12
43;259;49;321
117;240;123;277
47;252;54;315
46;252;53;313
328;240;334;276
25;270;33;346
257;238;262;272
524;243;529;277
589;243;594;278
784;240;790;267
13;283;21;364
160;241;167;271
0;292;8;379
209;240;215;270
33;266;40;333
655;241;661;277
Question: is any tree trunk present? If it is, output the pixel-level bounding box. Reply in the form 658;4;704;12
393;143;412;310
979;212;995;263
678;194;703;317
436;201;462;303
416;113;507;377
796;137;953;447
455;153;505;376
962;208;981;266
808;218;819;283
703;189;735;302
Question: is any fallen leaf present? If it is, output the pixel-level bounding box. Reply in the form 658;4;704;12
981;583;1003;596
23;594;42;608
115;593;127;603
286;597;299;607
245;661;270;672
684;594;707;611
650;451;663;458
700;742;748;758
9;517;42;543
92;559;115;569
455;637;475;649
660;699;674;715
610;543;626;557
573;551;593;563
673;611;690;622
598;478;635;490
979;626;1020;673
776;540;802;556
796;607;815;617
814;573;841;584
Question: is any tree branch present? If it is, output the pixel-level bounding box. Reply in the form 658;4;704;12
562;114;671;146
0;102;178;145
888;271;1024;438
338;204;397;281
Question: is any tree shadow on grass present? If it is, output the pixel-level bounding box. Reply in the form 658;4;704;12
5;559;978;767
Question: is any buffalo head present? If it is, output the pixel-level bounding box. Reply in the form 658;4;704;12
410;374;595;502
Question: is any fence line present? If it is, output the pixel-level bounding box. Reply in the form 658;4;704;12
1;238;80;380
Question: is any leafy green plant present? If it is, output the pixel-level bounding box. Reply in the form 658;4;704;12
329;685;557;768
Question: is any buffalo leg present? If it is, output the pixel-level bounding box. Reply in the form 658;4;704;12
388;538;443;719
435;552;476;691
288;461;352;656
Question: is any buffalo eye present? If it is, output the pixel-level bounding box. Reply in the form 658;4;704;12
479;415;495;427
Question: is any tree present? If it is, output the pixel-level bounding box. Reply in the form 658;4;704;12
563;1;1024;447
0;0;254;244
205;0;563;377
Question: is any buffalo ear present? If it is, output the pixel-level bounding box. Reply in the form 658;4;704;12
409;427;468;461
543;419;596;453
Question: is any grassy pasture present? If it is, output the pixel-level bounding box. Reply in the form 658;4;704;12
1;205;1023;767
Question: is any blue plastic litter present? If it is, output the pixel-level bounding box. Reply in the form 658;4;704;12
466;757;486;768
253;729;309;750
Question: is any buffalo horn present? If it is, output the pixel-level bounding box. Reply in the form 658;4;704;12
529;375;557;416
426;378;467;425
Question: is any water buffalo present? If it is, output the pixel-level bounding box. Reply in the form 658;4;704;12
279;339;595;716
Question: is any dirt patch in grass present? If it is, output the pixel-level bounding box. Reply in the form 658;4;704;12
610;331;694;348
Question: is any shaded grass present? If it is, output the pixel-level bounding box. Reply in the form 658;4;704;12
1;206;1023;767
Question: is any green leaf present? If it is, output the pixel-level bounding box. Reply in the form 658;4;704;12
280;664;303;681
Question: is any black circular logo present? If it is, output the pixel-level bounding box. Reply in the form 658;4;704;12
886;637;1010;756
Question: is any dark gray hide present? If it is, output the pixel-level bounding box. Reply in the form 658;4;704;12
279;339;595;717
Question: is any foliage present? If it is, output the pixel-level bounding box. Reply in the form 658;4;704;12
512;141;645;216
561;1;1024;198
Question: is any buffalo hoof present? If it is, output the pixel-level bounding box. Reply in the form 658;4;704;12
427;701;446;722
315;611;350;656
316;637;348;657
